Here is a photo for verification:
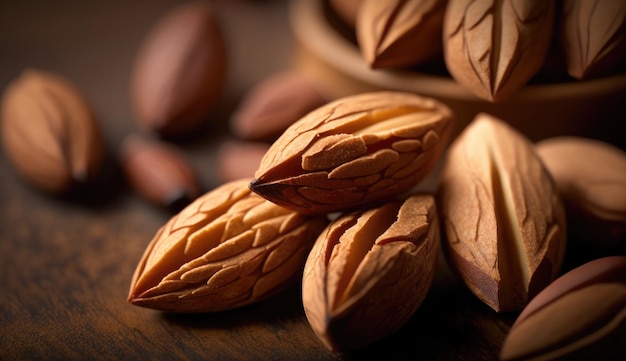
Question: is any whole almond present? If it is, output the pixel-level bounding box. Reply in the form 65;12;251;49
250;91;453;215
437;113;566;312
120;134;202;211
500;256;626;361
229;71;328;141
356;0;447;68
302;193;439;351
443;0;555;102
130;1;227;137
536;137;626;249
0;69;104;194
559;0;626;80
128;179;328;313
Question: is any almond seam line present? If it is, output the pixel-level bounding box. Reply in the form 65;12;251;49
489;140;530;308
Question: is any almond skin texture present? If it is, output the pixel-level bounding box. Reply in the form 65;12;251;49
250;91;453;215
500;256;626;361
0;69;104;194
437;113;566;312
443;0;555;102
120;134;202;211
229;71;328;141
302;194;439;351
130;1;227;137
536;137;626;249
128;179;328;313
559;0;626;80
356;0;447;68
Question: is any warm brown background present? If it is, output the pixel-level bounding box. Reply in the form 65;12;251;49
0;1;617;360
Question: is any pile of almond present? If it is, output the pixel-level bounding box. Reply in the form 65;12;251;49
1;1;624;359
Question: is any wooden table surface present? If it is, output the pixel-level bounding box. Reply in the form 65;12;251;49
0;1;622;360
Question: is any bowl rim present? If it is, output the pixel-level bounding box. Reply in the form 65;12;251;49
289;0;626;103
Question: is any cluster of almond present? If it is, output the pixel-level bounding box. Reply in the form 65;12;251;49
0;2;225;210
332;0;626;101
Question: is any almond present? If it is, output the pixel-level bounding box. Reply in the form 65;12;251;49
500;256;626;361
559;0;626;80
229;71;328;141
250;91;453;215
302;193;439;351
443;0;555;101
120;134;202;211
128;179;328;313
437;113;566;312
0;69;104;194
356;0;447;68
130;1;227;137
536;137;626;249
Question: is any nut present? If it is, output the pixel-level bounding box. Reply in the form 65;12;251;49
0;69;104;194
536;136;626;249
302;193;439;351
443;0;555;101
437;113;566;312
559;0;626;80
130;1;227;137
128;179;328;313
500;256;626;361
120;134;202;211
229;70;328;141
356;0;446;68
250;91;453;215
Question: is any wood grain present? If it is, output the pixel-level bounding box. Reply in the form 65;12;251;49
0;1;514;359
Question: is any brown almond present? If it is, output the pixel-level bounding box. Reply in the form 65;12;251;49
128;179;328;312
500;256;626;361
0;69;104;193
229;71;328;141
437;113;566;312
250;91;453;215
130;1;227;137
356;0;447;68
559;0;626;80
443;0;555;101
120;134;202;211
302;193;440;351
536;137;626;249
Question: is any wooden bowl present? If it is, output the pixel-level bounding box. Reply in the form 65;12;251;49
289;0;626;147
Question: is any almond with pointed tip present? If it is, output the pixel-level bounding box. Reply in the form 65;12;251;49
356;0;447;69
131;1;227;137
500;256;626;361
0;69;104;193
443;0;555;102
437;113;566;312
559;0;626;80
120;134;202;211
302;193;439;351
128;179;328;313
250;91;453;215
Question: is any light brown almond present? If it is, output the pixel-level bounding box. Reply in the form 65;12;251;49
559;0;626;80
302;193;439;351
437;113;566;312
130;1;227;137
443;0;555;101
250;91;453;215
536;137;626;249
120;134;202;211
500;256;626;361
356;0;447;68
128;179;328;313
0;69;104;193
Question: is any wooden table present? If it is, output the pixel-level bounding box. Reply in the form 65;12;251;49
1;1;620;360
